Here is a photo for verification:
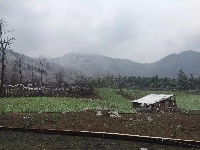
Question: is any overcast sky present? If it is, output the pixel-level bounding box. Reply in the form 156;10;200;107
1;0;200;63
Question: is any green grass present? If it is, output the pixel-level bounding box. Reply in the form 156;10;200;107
0;88;133;113
176;94;200;110
98;88;133;113
0;97;101;113
0;88;200;113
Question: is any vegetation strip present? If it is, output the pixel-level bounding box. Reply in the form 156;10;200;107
0;126;199;148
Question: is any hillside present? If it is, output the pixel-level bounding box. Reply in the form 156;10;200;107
51;53;146;77
1;50;200;81
149;50;200;77
1;50;67;85
51;50;200;78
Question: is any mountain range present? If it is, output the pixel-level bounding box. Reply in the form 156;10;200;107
50;50;200;78
2;50;200;81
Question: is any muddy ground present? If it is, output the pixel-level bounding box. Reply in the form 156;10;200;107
0;110;200;141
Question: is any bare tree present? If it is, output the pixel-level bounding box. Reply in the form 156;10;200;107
55;68;64;88
11;60;19;85
38;55;47;87
15;53;24;84
31;65;35;84
0;19;15;96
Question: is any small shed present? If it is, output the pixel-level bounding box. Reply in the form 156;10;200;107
132;94;176;112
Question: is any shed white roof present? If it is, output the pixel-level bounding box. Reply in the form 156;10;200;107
132;94;174;105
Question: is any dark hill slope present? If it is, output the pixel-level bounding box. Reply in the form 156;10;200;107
149;50;200;77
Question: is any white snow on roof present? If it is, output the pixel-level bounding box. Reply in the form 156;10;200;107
132;94;174;105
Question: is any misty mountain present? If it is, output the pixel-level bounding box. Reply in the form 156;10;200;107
1;50;62;84
51;50;200;78
148;50;200;77
50;53;146;77
0;50;82;85
2;50;200;83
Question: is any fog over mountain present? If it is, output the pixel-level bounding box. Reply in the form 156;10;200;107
1;49;200;81
2;50;62;84
2;50;80;85
51;50;200;78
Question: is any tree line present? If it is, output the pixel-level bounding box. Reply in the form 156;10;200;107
87;70;200;91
